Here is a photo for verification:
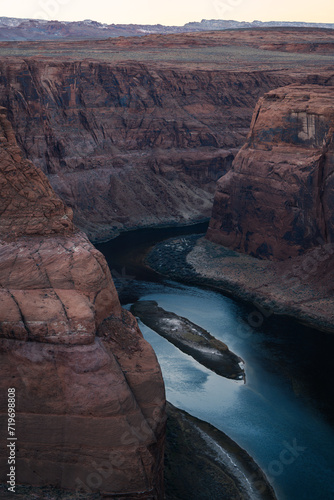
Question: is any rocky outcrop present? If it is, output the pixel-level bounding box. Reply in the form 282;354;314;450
207;85;334;260
0;108;74;239
0;106;120;344
131;301;245;381
0;107;166;498
164;403;277;500
0;57;293;241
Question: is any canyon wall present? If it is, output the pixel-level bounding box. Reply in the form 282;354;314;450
0;107;166;498
207;85;334;260
0;59;292;241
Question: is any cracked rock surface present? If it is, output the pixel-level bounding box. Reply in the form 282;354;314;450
0;106;121;344
0;107;166;498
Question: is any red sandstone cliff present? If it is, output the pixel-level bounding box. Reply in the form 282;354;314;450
0;58;293;241
207;85;334;261
1;29;333;242
0;107;165;498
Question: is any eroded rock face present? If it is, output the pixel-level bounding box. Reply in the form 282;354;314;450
0;108;165;498
207;85;334;260
0;59;292;241
0;312;166;498
0;106;121;343
0;106;73;238
0;233;122;344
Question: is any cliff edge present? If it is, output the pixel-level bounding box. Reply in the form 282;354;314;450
0;107;166;498
207;85;334;261
0;58;293;241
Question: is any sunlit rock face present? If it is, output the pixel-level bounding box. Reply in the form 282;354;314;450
207;85;334;260
0;107;165;498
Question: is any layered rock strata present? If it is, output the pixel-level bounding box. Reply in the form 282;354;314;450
207;85;334;260
0;107;165;498
0;59;292;241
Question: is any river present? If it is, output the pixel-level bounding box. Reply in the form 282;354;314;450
96;224;334;500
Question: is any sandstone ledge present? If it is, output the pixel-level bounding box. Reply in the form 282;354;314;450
0;312;166;496
0;232;121;345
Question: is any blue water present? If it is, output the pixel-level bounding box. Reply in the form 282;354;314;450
97;225;334;500
124;282;334;500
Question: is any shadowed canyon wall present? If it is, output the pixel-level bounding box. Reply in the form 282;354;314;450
207;84;334;260
0;59;293;241
0;107;165;498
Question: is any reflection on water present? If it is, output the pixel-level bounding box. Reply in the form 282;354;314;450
125;282;334;500
98;226;334;500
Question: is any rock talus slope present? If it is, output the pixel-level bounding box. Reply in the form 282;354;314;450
0;107;165;498
207;85;334;260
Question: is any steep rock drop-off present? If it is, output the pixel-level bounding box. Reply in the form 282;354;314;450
0;107;166;498
0;59;293;241
182;84;334;332
207;85;334;261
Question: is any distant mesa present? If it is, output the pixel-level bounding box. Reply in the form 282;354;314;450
0;16;334;41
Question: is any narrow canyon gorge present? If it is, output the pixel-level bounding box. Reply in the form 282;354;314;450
0;26;333;500
2;30;333;241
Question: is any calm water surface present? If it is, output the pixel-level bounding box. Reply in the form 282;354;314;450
97;226;334;500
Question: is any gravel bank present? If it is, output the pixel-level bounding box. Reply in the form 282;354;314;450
146;235;334;334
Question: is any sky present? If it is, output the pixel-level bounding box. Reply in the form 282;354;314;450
1;0;333;26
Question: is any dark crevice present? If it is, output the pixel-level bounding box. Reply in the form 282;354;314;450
8;291;32;340
53;289;71;324
317;133;332;243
